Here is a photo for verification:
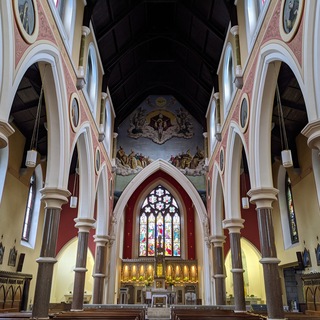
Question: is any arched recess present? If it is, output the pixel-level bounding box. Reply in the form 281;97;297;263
108;159;208;304
249;43;306;189
224;121;250;219
11;44;70;189
70;122;95;219
225;238;265;303
51;237;94;303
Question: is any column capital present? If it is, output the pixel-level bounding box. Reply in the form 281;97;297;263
223;218;244;233
94;234;109;246
302;120;320;151
230;25;239;36
210;235;226;246
0;120;15;148
247;187;278;209
74;217;96;232
101;92;108;100
40;187;71;209
81;25;90;36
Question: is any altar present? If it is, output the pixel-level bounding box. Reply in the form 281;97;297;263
149;289;176;307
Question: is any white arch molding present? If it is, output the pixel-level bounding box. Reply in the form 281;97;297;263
70;122;95;220
95;164;109;236
10;43;70;189
224;121;249;219
113;159;207;223
249;43;306;189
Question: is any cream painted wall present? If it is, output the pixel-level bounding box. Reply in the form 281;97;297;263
273;134;320;272
51;238;94;303
0;126;45;310
225;238;266;303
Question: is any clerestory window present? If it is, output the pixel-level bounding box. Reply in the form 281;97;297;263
139;185;181;257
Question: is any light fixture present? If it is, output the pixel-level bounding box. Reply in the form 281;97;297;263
70;165;79;208
275;82;293;168
25;85;44;167
241;173;249;209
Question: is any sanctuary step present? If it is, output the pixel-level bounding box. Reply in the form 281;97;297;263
147;307;171;319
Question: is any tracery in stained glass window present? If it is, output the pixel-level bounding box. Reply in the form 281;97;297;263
286;173;299;244
139;185;181;257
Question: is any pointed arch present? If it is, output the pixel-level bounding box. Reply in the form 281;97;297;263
211;163;225;236
224;121;250;219
95;164;109;235
249;43;306;189
113;159;207;226
70;122;95;219
9;44;70;189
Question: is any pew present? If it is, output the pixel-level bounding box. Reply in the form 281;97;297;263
52;306;146;320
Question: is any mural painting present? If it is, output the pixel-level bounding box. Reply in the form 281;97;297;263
116;95;206;185
128;97;193;144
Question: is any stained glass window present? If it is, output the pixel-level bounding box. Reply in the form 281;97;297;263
22;173;36;241
139;185;181;257
285;173;299;244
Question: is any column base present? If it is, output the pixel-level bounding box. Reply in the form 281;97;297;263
234;310;247;313
71;308;84;312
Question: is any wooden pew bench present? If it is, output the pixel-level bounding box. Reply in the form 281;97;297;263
171;308;265;320
52;307;145;320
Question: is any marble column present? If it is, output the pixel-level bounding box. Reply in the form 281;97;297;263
210;235;226;305
71;217;95;311
248;187;284;320
223;218;246;312
92;235;108;304
31;188;70;319
105;236;115;303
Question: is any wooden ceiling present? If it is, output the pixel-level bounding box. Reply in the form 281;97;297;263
88;0;233;129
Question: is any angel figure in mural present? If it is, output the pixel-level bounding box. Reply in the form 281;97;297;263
116;146;128;166
176;108;192;136
130;107;146;134
190;146;204;169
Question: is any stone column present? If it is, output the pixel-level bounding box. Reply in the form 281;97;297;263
92;235;108;304
230;25;243;89
0;120;15;149
210;235;226;305
213;92;221;141
98;92;107;142
223;218;246;312
71;217;95;311
32;188;70;319
76;26;90;89
105;236;116;303
248;187;285;320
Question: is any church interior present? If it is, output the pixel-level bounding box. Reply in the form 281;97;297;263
1;0;320;319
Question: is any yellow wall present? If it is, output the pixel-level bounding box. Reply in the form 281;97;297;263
225;238;266;303
51;238;94;303
273;134;320;271
0;126;44;309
